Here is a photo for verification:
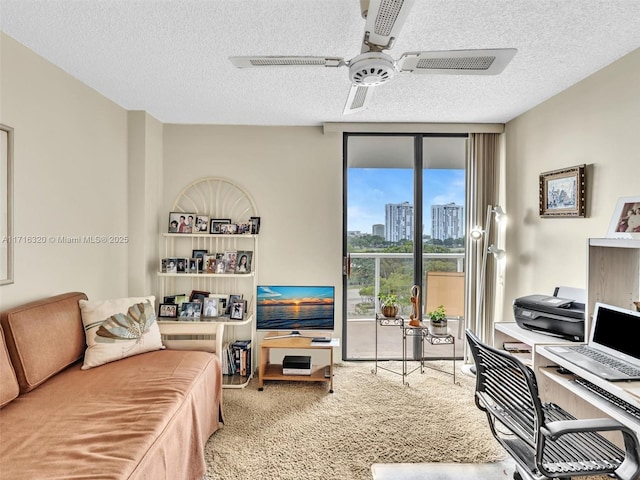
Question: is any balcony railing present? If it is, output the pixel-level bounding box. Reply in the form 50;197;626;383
348;252;465;317
346;251;466;360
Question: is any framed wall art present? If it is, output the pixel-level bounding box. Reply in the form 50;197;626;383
539;164;586;218
607;196;640;239
1;124;13;285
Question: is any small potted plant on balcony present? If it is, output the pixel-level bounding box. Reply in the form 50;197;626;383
427;304;448;336
378;293;399;318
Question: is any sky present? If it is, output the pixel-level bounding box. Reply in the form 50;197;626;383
347;168;465;235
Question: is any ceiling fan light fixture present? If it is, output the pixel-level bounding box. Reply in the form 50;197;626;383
348;52;397;86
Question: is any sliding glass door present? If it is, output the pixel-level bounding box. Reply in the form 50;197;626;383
344;133;467;361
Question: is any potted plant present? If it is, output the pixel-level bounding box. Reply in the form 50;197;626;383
427;304;448;336
378;293;399;318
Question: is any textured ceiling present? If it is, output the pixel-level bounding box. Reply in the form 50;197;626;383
1;0;639;126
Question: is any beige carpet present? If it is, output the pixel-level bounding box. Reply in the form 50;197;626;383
204;361;506;480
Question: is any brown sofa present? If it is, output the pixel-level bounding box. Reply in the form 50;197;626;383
0;292;223;480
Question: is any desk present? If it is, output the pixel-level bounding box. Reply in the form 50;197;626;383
373;314;456;385
494;322;640;446
538;345;640;439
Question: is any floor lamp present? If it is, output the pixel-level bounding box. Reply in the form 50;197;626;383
462;205;506;375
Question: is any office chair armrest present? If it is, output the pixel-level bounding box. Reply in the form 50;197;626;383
543;418;640;480
542;418;637;440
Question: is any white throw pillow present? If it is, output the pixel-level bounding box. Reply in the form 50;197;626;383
79;296;164;370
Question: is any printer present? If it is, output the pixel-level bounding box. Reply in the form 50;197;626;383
513;294;585;341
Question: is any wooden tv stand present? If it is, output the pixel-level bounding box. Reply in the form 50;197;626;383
258;332;338;393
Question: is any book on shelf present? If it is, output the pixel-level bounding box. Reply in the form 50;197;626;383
222;340;252;376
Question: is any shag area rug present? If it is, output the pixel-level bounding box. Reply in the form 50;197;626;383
204;361;506;480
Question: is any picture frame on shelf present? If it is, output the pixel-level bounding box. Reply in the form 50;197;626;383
160;258;169;273
250;216;261;234
174;294;188;306
209;294;228;314
194;215;209;233
214;253;226;273
219;223;238;235
189;289;210;303
204;254;217;273
210;218;231;234
164;258;177;273
202;297;219;318
168;212;196;233
188;258;198;273
539;164;586;218
237;222;251;234
230;300;245;320
158;303;178;319
191;249;207;272
227;294;243;314
179;302;201;320
163;293;186;304
223;250;237;273
235;251;252;273
607;196;640;239
176;258;188;273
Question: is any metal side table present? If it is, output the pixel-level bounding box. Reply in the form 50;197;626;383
372;314;428;386
424;330;457;385
373;313;457;385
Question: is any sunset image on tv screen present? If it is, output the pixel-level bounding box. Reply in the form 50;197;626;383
256;286;334;330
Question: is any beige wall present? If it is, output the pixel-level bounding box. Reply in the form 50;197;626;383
503;48;640;319
0;34;134;309
128;111;163;297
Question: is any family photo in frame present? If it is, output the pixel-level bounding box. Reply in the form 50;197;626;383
158;303;178;318
202;297;219;318
180;302;202;320
168;212;196;233
607;196;640;239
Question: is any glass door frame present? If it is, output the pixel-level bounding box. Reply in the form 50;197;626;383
342;132;468;361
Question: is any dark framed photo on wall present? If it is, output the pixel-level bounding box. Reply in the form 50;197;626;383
539;164;586;218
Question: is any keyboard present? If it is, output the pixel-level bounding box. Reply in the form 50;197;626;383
574;377;640;421
572;345;640;377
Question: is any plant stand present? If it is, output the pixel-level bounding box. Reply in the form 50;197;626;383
372;314;457;386
424;330;457;385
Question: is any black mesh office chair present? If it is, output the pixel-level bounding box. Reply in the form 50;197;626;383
465;329;640;480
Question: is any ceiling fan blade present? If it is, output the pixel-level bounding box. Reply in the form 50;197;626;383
362;0;416;53
343;84;374;115
397;48;517;75
229;56;345;68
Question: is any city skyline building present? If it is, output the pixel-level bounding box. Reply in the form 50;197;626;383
385;202;413;242
431;202;464;241
372;224;384;237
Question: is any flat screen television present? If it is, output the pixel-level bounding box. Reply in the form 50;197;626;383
256;285;335;339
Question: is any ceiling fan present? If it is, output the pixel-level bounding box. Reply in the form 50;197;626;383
229;0;517;115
